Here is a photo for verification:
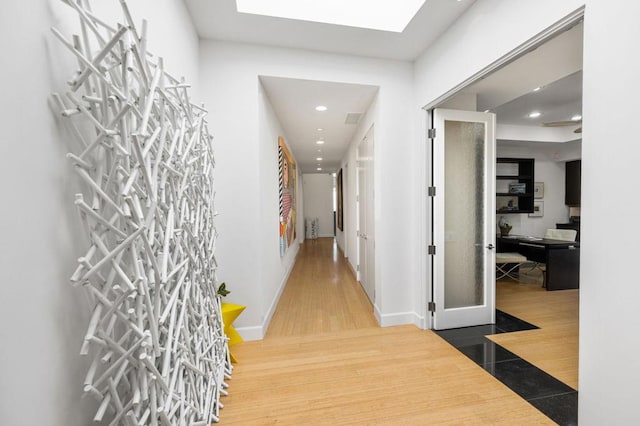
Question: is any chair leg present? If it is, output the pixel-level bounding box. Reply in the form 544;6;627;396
542;270;547;288
496;262;523;282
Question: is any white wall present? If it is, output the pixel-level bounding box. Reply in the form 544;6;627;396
199;40;415;330
257;83;301;338
580;1;640;423
302;174;335;237
415;0;640;422
0;1;199;424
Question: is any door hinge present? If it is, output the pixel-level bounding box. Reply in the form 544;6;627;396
428;186;436;197
427;128;436;139
356;264;360;272
428;245;436;255
428;301;436;312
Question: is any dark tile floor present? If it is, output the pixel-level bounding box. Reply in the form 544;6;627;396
435;310;578;426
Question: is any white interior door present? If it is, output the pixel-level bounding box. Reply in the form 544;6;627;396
432;109;496;330
357;128;375;302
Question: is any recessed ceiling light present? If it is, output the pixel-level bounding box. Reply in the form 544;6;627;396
317;167;322;171
315;105;327;112
528;111;541;118
316;140;325;145
533;86;542;92
316;157;323;161
235;0;427;33
571;114;582;121
484;109;491;113
317;128;324;132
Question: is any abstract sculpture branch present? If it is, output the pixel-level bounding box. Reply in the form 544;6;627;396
52;0;230;423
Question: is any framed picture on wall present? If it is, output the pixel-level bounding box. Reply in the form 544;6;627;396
534;182;544;199
529;200;544;217
278;137;296;257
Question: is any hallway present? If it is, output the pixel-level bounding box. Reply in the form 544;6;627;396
220;238;557;424
266;238;378;337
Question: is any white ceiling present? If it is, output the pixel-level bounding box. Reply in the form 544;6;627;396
492;71;582;127
184;0;477;61
455;22;584;131
184;1;583;173
260;77;378;173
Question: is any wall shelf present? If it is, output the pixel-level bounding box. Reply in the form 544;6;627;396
496;158;535;214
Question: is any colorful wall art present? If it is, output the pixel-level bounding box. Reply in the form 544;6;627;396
51;0;230;423
278;137;297;256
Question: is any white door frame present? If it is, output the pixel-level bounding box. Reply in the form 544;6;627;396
356;125;375;303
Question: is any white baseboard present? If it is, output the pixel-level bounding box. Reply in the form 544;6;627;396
235;326;263;341
374;304;382;325
377;310;424;328
347;259;357;279
237;246;299;342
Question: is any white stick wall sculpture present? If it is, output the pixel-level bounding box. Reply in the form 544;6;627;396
51;0;230;423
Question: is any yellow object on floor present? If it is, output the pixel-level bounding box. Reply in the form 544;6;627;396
221;302;245;363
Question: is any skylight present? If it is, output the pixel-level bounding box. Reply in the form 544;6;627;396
235;0;427;33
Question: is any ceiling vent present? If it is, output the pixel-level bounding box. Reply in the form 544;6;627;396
344;112;363;125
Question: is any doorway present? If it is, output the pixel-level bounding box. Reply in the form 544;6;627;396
425;14;583;330
422;10;583;425
357;125;375;303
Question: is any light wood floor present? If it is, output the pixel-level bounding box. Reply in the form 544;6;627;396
265;238;378;337
219;238;576;424
492;271;579;389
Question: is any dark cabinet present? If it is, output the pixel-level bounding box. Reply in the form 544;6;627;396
565;160;581;206
496;158;535;213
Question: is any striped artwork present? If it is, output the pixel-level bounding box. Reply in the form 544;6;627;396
278;137;296;257
278;144;284;221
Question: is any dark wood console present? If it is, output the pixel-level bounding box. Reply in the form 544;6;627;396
497;236;580;290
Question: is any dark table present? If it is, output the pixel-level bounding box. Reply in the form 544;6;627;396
497;236;580;290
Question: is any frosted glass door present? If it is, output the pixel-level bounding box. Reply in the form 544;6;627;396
432;109;496;330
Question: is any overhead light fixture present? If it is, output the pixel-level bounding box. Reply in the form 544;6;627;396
316;157;323;161
316;140;325;145
528;111;541;118
571;114;582;121
533;86;542;92
315;105;327;112
317;167;322;171
235;0;427;33
317;128;324;132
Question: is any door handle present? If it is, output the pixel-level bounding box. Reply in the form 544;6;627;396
486;244;495;250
